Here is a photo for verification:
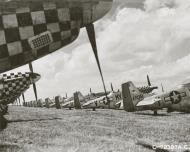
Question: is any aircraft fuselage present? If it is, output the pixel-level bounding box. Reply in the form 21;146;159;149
0;0;112;73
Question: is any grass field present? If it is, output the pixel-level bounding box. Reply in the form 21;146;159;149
0;106;190;152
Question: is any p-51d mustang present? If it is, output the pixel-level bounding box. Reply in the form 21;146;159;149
82;90;122;110
0;0;113;129
61;91;86;109
82;84;122;110
122;81;190;115
0;72;40;129
0;0;113;99
114;75;158;110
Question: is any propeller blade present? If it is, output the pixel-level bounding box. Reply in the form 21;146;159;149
29;62;34;73
18;97;21;106
86;24;108;100
29;62;38;101
33;83;38;101
111;83;114;92
90;88;92;93
66;93;67;99
161;83;164;93
22;93;25;103
147;75;151;86
16;98;18;106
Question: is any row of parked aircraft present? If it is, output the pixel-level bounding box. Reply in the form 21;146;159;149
0;0;114;130
21;75;190;116
0;0;189;132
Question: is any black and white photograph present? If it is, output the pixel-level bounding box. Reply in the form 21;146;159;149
0;0;190;151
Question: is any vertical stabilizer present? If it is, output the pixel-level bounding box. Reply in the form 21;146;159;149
122;81;144;112
55;96;61;109
78;92;85;103
74;92;82;109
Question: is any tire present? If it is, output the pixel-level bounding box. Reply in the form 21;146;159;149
154;111;158;116
0;114;7;131
0;104;8;115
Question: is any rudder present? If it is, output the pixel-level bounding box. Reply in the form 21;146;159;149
122;81;144;112
74;92;82;109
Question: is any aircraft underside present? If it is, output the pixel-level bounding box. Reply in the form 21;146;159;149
0;1;84;73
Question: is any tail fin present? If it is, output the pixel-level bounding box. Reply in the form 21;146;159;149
122;81;144;112
45;98;50;108
55;96;61;109
78;92;85;102
74;92;85;109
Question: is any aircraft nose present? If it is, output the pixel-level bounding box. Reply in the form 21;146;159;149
92;0;113;22
30;73;41;84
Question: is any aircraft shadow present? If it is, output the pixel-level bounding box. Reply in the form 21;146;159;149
7;118;62;123
135;112;169;117
136;140;170;152
0;144;21;152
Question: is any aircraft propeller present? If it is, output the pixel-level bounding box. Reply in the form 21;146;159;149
111;83;114;92
29;62;38;101
147;75;151;86
161;83;165;93
86;24;108;102
22;93;25;104
18;97;21;106
66;93;68;99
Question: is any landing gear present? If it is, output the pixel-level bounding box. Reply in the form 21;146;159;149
69;107;72;110
154;111;158;116
93;107;96;111
0;104;8;116
0;104;8;131
167;107;173;113
0;114;7;131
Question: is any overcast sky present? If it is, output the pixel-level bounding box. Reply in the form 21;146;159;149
10;0;190;101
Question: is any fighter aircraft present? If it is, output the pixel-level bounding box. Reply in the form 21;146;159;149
166;83;190;113
113;75;159;110
0;72;40;129
0;0;113;100
0;0;113;129
61;88;103;110
136;75;158;95
61;91;86;109
82;84;122;110
122;81;190;115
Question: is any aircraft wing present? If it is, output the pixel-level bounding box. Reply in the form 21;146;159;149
115;100;123;109
136;95;160;107
61;100;74;108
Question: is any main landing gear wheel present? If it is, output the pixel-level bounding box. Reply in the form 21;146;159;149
3;105;8;115
93;108;96;111
0;114;7;131
0;104;8;115
154;111;158;116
